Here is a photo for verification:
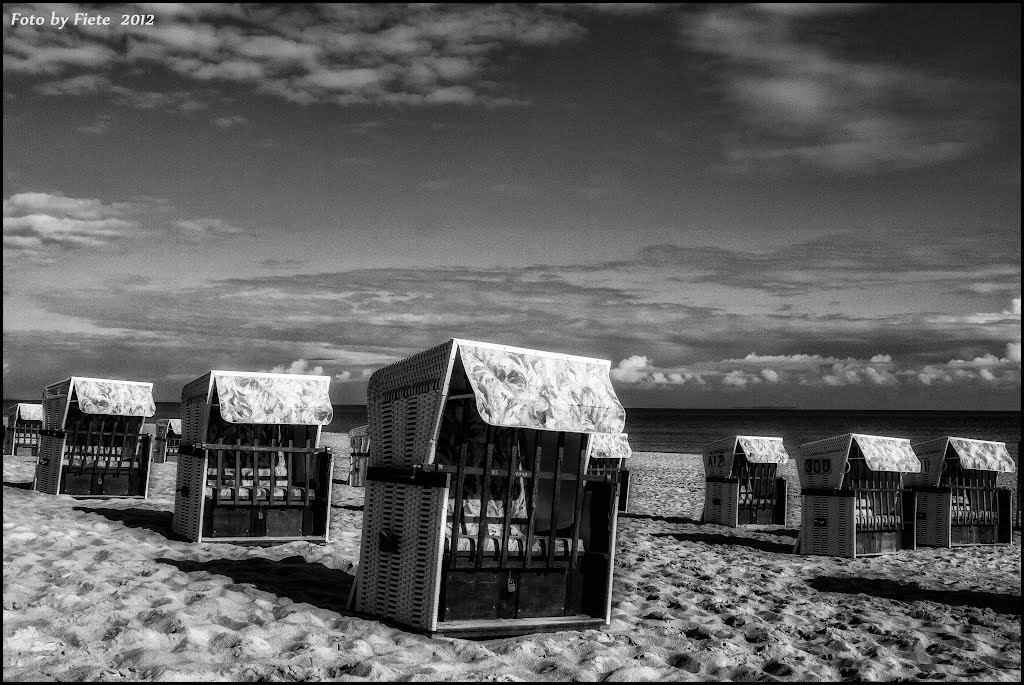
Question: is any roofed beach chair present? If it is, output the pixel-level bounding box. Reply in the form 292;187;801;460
702;436;789;527
352;339;629;638
153;418;182;463
906;437;1015;547
34;377;155;498
172;370;335;544
794;433;921;558
586;433;632;513
348;424;370;487
3;403;43;457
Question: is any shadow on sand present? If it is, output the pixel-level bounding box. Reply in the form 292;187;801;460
157;555;356;617
3;480;33;490
651;531;795;554
620;512;701;526
72;506;175;538
809;576;1022;616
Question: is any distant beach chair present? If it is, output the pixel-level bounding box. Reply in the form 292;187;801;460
348;424;370;487
351;339;629;637
586;433;633;513
3;403;43;457
793;433;921;558
905;437;1015;547
34;377;155;498
701;436;789;527
153;418;182;463
172;370;335;544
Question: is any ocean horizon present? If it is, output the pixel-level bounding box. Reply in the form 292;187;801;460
4;400;1019;456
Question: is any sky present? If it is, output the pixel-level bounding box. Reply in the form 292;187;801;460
2;2;1021;409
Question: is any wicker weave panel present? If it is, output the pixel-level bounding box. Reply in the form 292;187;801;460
703;480;739;527
367;341;454;467
35;434;65;495
181;373;214;444
172;452;207;541
799;495;855;558
702;437;737;479
796;435;852;490
43;379;72;431
355;480;446;631
906;438;948;488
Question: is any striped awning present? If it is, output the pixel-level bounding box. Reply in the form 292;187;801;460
212;371;333;425
852;434;922;473
736;436;789;464
948;438;1015;473
456;340;625;434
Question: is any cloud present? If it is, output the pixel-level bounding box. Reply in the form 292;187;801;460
268;359;325;376
211;114;247;129
3;191;245;262
5;4;591;108
681;4;1014;173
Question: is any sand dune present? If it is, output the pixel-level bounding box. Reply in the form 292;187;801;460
3;439;1020;681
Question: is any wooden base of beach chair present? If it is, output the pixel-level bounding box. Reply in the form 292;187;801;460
914;487;1012;547
703;478;787;527
60;466;148;498
173;445;333;544
797;490;915;558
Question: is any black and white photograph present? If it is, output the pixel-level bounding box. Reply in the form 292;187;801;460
3;2;1020;681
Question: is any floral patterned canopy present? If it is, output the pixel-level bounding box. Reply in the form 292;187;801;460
16;404;44;422
456;341;626;434
948;438;1015;472
736;436;789;464
851;434;922;473
586;433;632;461
212;371;333;425
73;379;156;417
160;418;182;435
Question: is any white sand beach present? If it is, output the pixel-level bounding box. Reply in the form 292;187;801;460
3;436;1020;682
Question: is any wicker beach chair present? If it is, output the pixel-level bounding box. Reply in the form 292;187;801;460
702;436;789;527
348;424;370;487
586;433;633;513
793;433;921;557
351;339;629;638
34;377;155;498
172;370;335;544
905;437;1014;547
153;418;182;464
3;403;43;457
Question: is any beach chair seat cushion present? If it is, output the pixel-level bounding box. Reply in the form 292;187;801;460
449;534;585;559
204;485;313;500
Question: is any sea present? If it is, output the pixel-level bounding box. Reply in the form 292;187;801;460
6;401;1019;457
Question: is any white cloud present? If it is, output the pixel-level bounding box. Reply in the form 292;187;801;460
1007;342;1021;365
269;359;325;376
761;368;780;382
610;355;652;383
335;370;353;382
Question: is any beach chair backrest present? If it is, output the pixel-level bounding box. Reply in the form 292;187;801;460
905;437;948;488
703;436;737;478
796;434;853;490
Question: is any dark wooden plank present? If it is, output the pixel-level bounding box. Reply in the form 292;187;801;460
476;428;494;570
524;432;542;570
499;429;517;568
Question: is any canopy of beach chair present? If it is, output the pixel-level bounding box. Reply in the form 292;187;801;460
454;340;625;434
56;377;156;417
850;433;921;473
13;403;43;422
947;437;1015;472
586;432;632;461
162;418;182;435
206;370;333;425
736;436;789;464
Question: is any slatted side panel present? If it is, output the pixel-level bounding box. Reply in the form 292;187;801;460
180;374;212;445
35;434;65;494
797;435;851;490
799;495;855;558
703;480;738;527
172;452;207;541
702;436;736;479
355;480;446;631
915;490;951;548
366;342;453;467
43;379;72;430
906;438;947;489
